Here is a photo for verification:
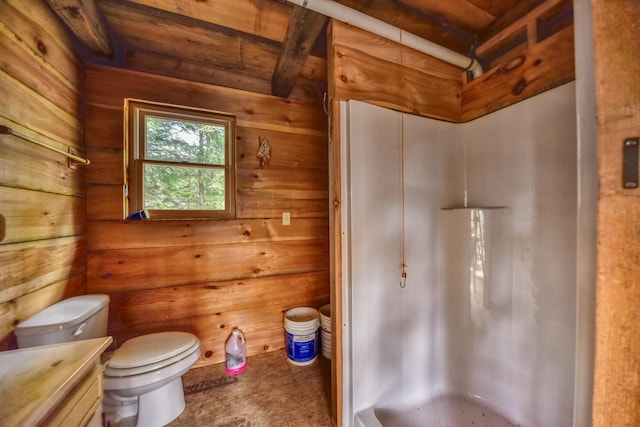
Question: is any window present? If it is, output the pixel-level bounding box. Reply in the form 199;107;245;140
126;100;235;219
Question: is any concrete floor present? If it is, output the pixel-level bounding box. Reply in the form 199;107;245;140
168;350;333;427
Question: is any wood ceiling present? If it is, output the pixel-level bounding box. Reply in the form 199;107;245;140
46;0;573;104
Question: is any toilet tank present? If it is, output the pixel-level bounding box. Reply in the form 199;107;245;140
15;294;110;348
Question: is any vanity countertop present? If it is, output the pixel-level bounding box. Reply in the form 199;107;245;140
0;336;112;427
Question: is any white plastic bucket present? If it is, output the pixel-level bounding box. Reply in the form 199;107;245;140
319;304;331;359
284;307;319;366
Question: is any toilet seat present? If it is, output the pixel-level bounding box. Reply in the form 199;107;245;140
105;332;199;377
104;340;200;377
103;344;200;395
107;331;197;369
103;331;201;395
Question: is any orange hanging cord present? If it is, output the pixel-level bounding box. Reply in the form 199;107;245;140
400;30;407;289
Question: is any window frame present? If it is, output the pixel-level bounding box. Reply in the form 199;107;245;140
125;99;236;220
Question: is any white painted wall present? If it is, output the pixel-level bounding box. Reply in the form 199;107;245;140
341;82;583;426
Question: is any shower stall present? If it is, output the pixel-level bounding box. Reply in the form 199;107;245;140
339;75;596;425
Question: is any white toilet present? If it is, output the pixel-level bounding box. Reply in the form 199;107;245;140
102;331;201;427
14;294;201;427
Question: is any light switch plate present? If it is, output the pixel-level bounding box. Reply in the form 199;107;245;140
282;212;291;225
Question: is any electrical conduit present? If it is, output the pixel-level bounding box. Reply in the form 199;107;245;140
286;0;483;78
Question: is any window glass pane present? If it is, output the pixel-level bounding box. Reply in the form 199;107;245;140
145;116;226;165
143;164;225;210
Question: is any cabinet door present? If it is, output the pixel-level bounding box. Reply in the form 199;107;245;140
42;364;103;427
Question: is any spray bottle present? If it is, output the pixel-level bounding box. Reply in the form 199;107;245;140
225;328;246;375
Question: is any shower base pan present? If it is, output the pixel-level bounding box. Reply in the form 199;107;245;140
356;394;520;427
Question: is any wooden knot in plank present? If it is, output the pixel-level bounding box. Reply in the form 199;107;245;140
513;78;528;95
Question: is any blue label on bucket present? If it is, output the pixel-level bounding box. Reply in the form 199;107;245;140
285;329;319;362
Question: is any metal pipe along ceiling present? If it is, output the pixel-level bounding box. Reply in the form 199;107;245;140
286;0;484;78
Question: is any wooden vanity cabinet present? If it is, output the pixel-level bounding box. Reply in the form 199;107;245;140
0;337;112;427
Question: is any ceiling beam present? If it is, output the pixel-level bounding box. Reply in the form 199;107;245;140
45;0;114;57
272;5;328;98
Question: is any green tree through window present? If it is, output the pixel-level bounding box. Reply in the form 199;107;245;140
127;101;236;219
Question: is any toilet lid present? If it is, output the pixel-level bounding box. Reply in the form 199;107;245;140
108;332;198;369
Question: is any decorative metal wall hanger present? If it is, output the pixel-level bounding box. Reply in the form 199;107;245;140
257;136;271;168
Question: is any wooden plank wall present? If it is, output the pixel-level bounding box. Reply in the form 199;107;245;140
328;20;576;124
0;0;85;348
462;26;575;121
591;0;640;425
329;21;464;122
84;65;329;367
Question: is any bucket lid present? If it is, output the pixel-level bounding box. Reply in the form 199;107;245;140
15;294;110;337
107;332;198;369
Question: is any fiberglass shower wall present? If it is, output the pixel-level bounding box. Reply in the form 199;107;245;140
341;82;578;426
